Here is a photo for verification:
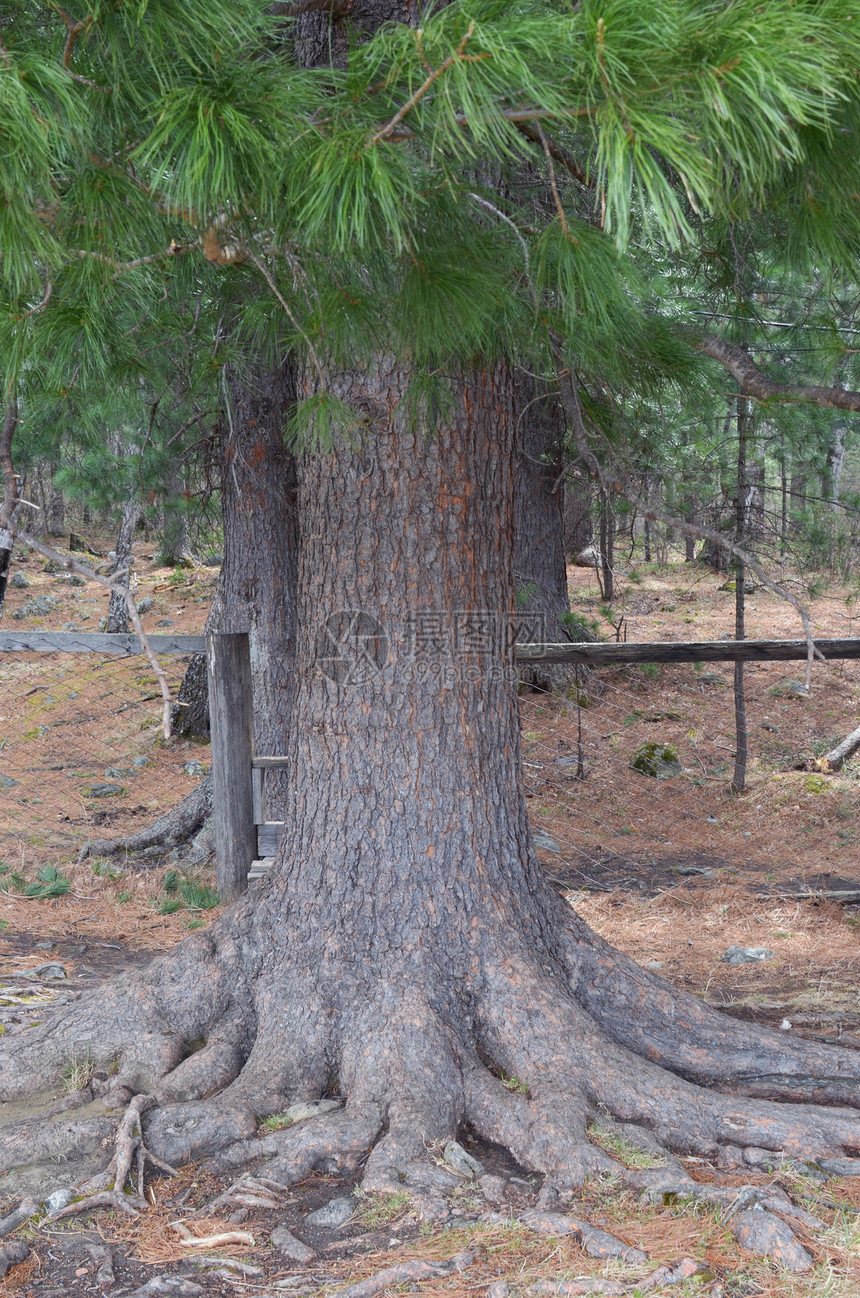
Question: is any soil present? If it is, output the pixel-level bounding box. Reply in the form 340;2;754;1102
2;544;860;1296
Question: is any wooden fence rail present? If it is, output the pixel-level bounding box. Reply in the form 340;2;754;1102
3;630;859;898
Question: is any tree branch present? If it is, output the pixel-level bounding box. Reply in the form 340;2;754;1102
698;335;860;412
515;121;593;189
370;22;490;146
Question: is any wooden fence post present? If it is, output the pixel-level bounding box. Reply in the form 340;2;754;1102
206;631;256;901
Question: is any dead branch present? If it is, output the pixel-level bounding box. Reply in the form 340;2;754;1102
516;121;593;188
698;335;860;412
816;718;860;773
8;524;174;737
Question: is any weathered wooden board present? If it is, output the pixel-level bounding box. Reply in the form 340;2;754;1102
0;632;206;654
257;822;285;857
515;637;860;666
207;632;257;902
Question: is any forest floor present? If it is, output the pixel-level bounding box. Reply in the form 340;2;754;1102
1;540;860;1297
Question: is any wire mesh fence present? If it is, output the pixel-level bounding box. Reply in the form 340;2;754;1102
0;648;205;877
521;653;860;891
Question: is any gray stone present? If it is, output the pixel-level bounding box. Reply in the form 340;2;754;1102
304;1195;355;1228
83;782;125;798
731;1208;812;1271
630;742;682;779
104;766;131;779
203;553;223;567
532;831;561;854
721;946;775;965
183;761;207;778
9;572;28;588
442;1138;483;1178
34;940;54;950
284;1099;342;1123
132;755;154;767
137;597;155;614
270;1225;317;1262
0;1241;29;1279
45;1188;71;1213
60;622;79;632
0;774;19;790
771;680;810;699
478;1174;508;1205
62;574;86;587
11;594;59;619
156;617;175;627
13;962;67;981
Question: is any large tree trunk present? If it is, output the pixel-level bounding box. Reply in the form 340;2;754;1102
6;361;860;1214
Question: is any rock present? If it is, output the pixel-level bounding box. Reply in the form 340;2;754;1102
43;558;64;573
699;672;728;686
572;544;602;569
532;831;561;854
203;553;223;567
34;940;54;949
0;1241;30;1279
270;1225;317;1262
62;574;87;587
304;1195;355;1228
0;774;19;790
137;597;155;614
183;761;207;778
83;782;125;798
284;1099;342;1123
10;572;28;588
403;1162;461;1191
720;946;775;965
630;742;682;779
11;594;60;619
487;1284;511;1298
770;680;810;699
157;618;175;627
479;1173;508;1205
442;1138;483;1178
520;1210;582;1238
730;1208;812;1271
227;1208;249;1224
132;755;154;767
61;622;80;632
104;766;130;779
68;533;103;557
45;1188;72;1212
12;962;67;980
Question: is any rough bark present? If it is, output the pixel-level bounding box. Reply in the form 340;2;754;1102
731;399;750;795
157;471;193;567
5;360;860;1213
106;494;139;634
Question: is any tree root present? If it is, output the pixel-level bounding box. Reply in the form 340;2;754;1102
331;1249;477;1298
52;1094;177;1218
77;775;213;866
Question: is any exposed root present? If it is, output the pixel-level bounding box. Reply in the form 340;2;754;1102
52;1095;177;1219
331;1249;477;1298
561;913;860;1105
77;775;213;866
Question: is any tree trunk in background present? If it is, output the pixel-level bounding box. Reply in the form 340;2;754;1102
731;398;750;795
48;478;65;537
0;401;19;625
563;474;593;556
158;472;193;567
599;489;614;601
826;420;848;510
106;494;139;634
